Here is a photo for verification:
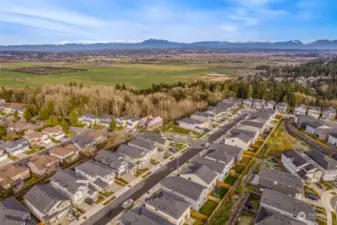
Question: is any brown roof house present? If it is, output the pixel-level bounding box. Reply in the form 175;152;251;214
25;131;52;147
0;165;31;190
8;121;31;133
49;144;79;164
42;125;65;141
28;154;59;177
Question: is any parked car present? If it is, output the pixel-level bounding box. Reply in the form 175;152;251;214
122;199;134;209
85;197;95;205
66;214;75;221
316;183;326;190
305;192;319;201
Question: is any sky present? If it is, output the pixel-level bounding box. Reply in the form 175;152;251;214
0;0;336;45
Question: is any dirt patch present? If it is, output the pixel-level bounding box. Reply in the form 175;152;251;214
199;76;233;82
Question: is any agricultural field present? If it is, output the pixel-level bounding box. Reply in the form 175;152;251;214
0;62;254;89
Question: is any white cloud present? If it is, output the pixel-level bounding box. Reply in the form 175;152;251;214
221;25;239;33
229;15;259;26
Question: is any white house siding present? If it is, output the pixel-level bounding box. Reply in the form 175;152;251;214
328;135;337;146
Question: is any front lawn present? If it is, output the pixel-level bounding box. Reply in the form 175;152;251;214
224;175;237;186
199;200;218;217
174;143;186;151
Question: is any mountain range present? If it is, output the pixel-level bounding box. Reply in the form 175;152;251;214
1;39;337;52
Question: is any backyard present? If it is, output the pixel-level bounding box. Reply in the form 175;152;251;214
199;200;219;217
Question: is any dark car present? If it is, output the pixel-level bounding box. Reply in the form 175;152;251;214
305;193;319;201
85;198;95;205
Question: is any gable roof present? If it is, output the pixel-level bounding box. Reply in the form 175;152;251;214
76;160;114;178
282;150;308;167
191;156;226;174
119;207;174;225
145;189;191;219
255;207;307;225
160;176;206;201
51;169;88;195
204;150;235;164
178;118;204;125
24;184;69;214
0;197;31;225
209;143;242;157
305;149;337;170
140;133;166;145
128;138;156;151
180;164;217;185
261;189;316;223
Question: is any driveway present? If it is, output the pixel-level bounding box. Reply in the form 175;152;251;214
318;188;337;225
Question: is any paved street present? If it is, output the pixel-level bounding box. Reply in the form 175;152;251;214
80;146;204;225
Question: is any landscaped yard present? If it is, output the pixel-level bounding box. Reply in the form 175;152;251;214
233;165;245;174
211;187;228;199
174;143;186;151
199;200;218;217
24;174;41;187
224;175;237;186
237;213;255;225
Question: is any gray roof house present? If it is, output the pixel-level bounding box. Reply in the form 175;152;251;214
260;189;317;225
0;197;34;225
95;150;130;176
243;98;253;108
191;156;232;181
118;207;174;225
140;132;169;149
75;160;115;192
304;149;337;181
308;106;321;119
255;206;307;225
96;114;113;127
209;143;243;161
180;163;218;190
145;189;191;225
24;184;71;223
275;102;288;113
0;139;30;156
78;113;96;126
191;111;214;122
295;104;307;115
72;135;97;151
128;138;157;153
253;99;266;109
263;100;276;110
251;166;304;197
117;144;148;159
160;176;208;211
204;150;236;167
282;150;322;182
322;106;336;120
51;169;96;205
295;114;317;128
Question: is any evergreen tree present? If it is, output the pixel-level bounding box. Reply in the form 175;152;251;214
60;119;70;132
46;116;58;126
0;125;6;137
109;118;117;131
23;109;33;121
38;109;49;120
68;109;79;124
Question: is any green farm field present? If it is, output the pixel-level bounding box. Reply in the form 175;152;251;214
0;62;249;89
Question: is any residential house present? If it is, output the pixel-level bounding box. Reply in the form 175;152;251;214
96;114;113;127
85;129;106;143
322;106;336;120
28;154;59;176
223;98;242;108
118;207;175;225
51;169;97;205
191;111;214;124
145;189;191;225
251;166;304;197
179;163;218;193
295;104;307;115
304;149;337;181
128;138;158;158
72;135;96;151
117;144;151;170
263;100;276;110
240;120;267;135
75;160;115;192
0;98;5;104
328;133;337;146
208;143;243;161
258;189;317;225
147;117;163;130
25;131;51;147
281;150;322;182
177;118;205;133
205;107;226;121
308;106;321;119
295;114;317;128
0;139;30;156
78;113;96;126
42;125;65;141
0;165;31;190
253;99;266;109
0;197;33;225
140;132;170;150
120;115;141;129
24;184;71;224
243;98;253;108
304;120;325;135
275;102;288;114
49;144;79;164
8;121;31;132
314;126;337;142
160;176;208;211
191;155;234;181
95;150;132;176
225;128;259;149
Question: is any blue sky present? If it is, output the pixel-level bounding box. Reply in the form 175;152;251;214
0;0;336;45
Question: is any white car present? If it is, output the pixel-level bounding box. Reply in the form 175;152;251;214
66;214;75;221
122;199;134;209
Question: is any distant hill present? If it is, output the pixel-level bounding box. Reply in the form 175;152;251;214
1;39;337;52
